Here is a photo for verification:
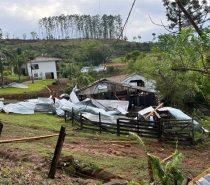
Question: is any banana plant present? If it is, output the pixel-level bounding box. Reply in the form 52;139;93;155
129;132;184;185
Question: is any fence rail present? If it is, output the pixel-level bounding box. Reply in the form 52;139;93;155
64;110;194;144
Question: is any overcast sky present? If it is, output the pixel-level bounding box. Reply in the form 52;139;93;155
0;0;170;41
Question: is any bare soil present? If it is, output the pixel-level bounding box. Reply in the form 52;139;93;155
0;131;209;184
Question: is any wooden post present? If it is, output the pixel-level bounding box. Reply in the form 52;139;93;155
117;119;120;136
80;113;83;130
191;118;195;145
0;122;3;136
72;108;74;126
64;111;67;123
158;118;162;141
48;126;66;179
99;112;102;134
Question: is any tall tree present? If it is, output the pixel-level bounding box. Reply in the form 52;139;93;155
9;48;26;82
23;50;36;83
162;0;210;33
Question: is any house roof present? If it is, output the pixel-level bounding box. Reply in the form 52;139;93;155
76;78;153;96
31;57;62;63
106;73;136;83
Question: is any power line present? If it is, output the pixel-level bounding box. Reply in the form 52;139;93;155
83;0;137;107
99;0;101;17
105;0;137;63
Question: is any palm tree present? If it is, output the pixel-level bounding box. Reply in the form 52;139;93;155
9;48;26;82
23;50;36;83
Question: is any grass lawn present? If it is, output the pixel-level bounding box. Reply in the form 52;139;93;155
111;57;125;63
5;75;29;81
0;80;53;95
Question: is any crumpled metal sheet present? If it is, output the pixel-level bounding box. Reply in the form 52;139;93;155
3;102;36;114
7;82;28;89
138;106;209;133
193;174;210;185
0;101;4;112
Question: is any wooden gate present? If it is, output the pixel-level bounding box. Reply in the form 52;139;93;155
117;118;160;138
161;119;194;144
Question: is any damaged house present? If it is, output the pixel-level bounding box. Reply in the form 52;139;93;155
76;73;157;110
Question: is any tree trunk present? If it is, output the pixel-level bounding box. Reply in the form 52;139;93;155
175;0;202;36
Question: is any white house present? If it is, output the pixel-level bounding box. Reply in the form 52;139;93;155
80;65;106;73
27;57;62;80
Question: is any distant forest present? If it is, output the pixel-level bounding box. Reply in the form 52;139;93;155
38;14;123;40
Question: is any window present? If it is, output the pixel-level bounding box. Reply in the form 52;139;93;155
34;73;38;78
32;64;39;69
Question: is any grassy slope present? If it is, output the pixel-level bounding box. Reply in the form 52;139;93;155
0;80;53;95
0;112;148;182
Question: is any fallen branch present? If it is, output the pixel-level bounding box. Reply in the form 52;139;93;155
171;67;210;75
0;134;59;144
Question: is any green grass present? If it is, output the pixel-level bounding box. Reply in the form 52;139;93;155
0;80;53;95
111;57;125;63
5;75;29;81
0;112;147;181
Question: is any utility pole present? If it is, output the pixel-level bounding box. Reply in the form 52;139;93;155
0;29;4;88
29;57;34;83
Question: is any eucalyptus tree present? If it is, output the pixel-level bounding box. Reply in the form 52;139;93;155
31;31;38;40
38;14;123;40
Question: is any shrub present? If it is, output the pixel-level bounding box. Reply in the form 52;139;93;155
107;66;114;72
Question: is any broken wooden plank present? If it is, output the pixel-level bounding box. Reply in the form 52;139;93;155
188;167;210;185
103;140;137;144
161;155;173;163
145;103;164;119
0;134;59;144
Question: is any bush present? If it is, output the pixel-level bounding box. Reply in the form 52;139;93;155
3;70;12;76
60;84;74;94
107;66;114;72
52;80;60;85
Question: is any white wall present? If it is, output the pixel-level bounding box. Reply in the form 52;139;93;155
27;60;57;80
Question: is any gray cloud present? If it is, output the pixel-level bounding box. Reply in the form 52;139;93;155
0;0;169;41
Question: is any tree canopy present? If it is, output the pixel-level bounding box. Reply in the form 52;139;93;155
162;0;210;33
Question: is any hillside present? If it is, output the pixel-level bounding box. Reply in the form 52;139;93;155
1;38;152;60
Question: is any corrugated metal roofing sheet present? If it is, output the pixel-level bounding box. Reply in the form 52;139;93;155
193;174;210;185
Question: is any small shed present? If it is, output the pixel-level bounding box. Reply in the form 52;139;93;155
76;79;157;109
106;73;156;92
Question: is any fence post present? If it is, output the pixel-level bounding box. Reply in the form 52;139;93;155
72;108;74;126
0;122;3;136
64;111;67;123
48;126;66;179
158;118;163;141
80;113;83;130
191;118;195;145
117;119;120;136
99;112;102;134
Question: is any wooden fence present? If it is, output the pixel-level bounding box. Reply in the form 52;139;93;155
161;119;194;143
64;111;194;144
